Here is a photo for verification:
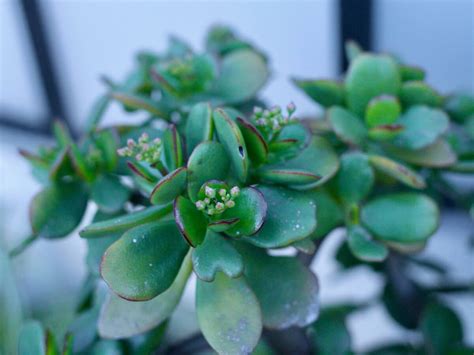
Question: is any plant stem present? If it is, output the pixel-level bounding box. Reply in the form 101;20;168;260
8;235;37;258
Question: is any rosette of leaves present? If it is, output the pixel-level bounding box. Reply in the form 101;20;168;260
89;26;269;132
77;103;339;354
293;41;458;170
290;42;446;262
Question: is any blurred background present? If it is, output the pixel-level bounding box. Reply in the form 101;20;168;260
1;0;473;352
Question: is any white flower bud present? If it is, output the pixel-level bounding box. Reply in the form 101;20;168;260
195;201;205;210
219;189;227;197
204;198;210;204
205;186;216;198
215;202;225;210
230;186;240;197
225;200;235;208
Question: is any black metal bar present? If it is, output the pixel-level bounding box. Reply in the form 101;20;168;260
0;114;51;137
339;0;373;72
17;0;71;134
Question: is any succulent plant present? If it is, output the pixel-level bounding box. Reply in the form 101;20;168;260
10;30;473;355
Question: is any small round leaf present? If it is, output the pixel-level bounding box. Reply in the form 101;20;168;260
150;167;187;205
327;106;367;146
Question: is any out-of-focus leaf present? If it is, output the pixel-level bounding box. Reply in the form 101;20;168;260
292;79;344;108
18;321;45;355
327;106;367;146
91;174;130;213
335;152;374;204
196;273;262;355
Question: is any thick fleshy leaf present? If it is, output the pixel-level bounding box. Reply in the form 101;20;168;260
95;129;119;171
345;54;401;116
91;174;130;213
387;139;457;167
308;189;344;239
237;117;268;165
126;161;160;182
347;225;388;262
18;321;45;355
213;108;249;182
367;123;403;141
101;221;189;301
269;123;311;159
220;187;267;237
421;302;463;355
368;155;426;189
150;167;187;205
291;238;316;254
307;307;351;355
260;137;339;190
208;218;240;232
30;181;88;239
335;152;374;204
192;231;244;281
361;193;439;244
236;244;319;329
187;141;230;202
327;106;367;146
399;81;442;108
80;205;172;238
174;196;207;247
98;253;192;339
345;40;363;63
399;64;425;82
185;102;213;155
292;79;344;108
394;106;449;150
444;93;474;123
365;95;401;128
215;49;269;104
247;186;317;248
49;146;75;181
162;125;183;171
196;273;262;355
111;91;165;117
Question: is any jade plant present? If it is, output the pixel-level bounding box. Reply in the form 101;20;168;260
7;29;473;354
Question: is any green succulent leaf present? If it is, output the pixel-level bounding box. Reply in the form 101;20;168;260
345;40;363;63
196;273;262;355
91;174;130;213
361;193;439;245
174;196;207;247
246;185;317;248
345;54;401;116
95;129;119;171
208;218;240;232
221;186;267;237
101;220;189;301
192;231;244;282
327;106;367;146
215;49;269;104
307;307;351;355
347;225;388;262
18;321;45;355
150;167;187;205
30;181;88;239
292;79;344;108
444;93;474;123
291;237;316;254
367;124;404;141
213;108;249;182
368;155;426;189
49;147;75;181
260;137;339;190
80;204;172;238
399;81;442;108
308;189;344;239
335;152;374;204
187;141;230;202
98;253;192;339
185;102;214;155
394;106;449;150
162;125;183;171
237;244;319;329
421;302;463;355
365;95;401;128
237;117;268;165
399;64;425;82
386;139;457;167
111;91;165;117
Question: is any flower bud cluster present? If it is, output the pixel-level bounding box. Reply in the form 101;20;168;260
195;186;240;215
117;133;162;164
252;102;297;134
